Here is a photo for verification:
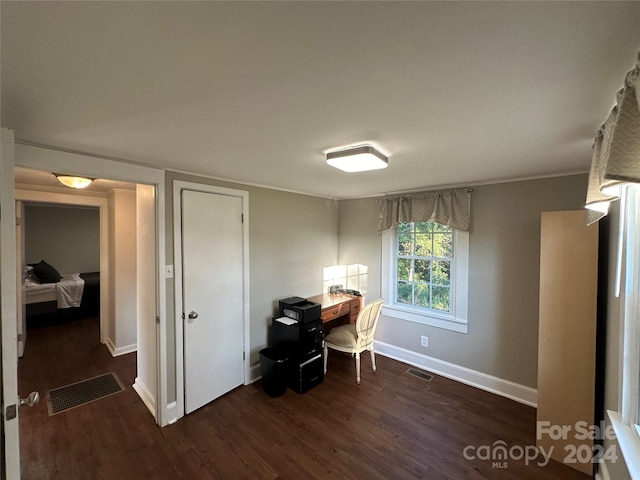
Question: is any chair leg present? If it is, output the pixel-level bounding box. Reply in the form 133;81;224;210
355;352;361;384
323;343;328;374
370;348;377;372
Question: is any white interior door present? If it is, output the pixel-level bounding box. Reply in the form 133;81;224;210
181;189;245;414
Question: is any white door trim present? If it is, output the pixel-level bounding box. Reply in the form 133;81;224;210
12;143;169;427
173;180;250;421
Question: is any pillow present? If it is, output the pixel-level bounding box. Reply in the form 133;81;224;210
24;266;38;283
31;260;62;283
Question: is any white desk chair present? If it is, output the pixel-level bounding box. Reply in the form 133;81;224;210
323;299;384;384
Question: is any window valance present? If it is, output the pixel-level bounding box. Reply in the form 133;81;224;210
586;51;640;224
378;187;472;232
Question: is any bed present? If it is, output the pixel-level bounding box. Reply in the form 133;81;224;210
24;268;100;319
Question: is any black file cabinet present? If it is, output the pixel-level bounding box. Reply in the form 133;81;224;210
272;318;324;393
289;353;323;394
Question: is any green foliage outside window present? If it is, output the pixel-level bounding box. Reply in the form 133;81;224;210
396;222;453;312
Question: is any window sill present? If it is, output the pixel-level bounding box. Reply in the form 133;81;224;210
608;410;640;479
382;304;468;333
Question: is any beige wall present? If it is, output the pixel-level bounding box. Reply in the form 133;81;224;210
338;174;588;388
136;184;158;412
108;189;137;352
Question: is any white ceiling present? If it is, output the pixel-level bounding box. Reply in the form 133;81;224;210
2;1;639;199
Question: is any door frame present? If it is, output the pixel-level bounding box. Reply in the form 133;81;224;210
1;134;171;478
173;180;250;419
12;142;169;424
14;189;109;348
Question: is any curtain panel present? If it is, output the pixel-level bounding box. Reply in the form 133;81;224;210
378;187;471;232
585;51;640;223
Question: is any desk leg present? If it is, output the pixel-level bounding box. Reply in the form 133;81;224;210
323;340;328;374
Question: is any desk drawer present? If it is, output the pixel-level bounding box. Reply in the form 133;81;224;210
321;302;350;322
350;299;361;315
350;298;361;323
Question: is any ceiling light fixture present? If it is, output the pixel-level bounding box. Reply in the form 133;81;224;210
326;145;388;173
55;174;94;189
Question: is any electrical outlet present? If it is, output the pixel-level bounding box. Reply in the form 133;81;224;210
421;336;428;348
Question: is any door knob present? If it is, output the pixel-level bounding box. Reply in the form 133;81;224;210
19;391;40;408
188;311;199;320
5;391;40;420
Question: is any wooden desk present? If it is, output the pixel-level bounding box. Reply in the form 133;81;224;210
307;293;361;334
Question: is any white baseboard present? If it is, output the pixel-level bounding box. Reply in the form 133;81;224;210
104;338;116;356
374;340;538;407
105;337;137;357
165;402;179;425
132;377;156;418
249;362;262;383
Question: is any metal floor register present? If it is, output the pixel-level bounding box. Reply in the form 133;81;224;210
46;372;125;416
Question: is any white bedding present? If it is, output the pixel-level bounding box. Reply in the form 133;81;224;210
24;274;85;308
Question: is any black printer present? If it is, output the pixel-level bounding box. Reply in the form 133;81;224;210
278;296;321;324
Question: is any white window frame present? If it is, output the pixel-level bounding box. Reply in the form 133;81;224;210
608;184;640;479
382;224;469;333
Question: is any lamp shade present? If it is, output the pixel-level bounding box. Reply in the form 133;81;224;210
55;175;93;189
326;145;388;172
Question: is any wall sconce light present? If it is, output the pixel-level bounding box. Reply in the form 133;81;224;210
55;174;94;189
326;145;388;173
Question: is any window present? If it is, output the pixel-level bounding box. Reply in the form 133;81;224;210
382;222;469;333
608;184;640;478
396;222;453;312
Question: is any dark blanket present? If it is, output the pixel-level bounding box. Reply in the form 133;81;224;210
79;272;100;317
26;272;101;321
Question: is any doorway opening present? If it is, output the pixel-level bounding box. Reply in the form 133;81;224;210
18;202;101;356
14;166;160;475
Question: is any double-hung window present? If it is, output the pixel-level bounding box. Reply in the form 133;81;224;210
382;221;469;333
396;222;454;312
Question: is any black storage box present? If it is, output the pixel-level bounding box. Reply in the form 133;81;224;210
278;297;321;324
272;318;322;362
288;353;323;393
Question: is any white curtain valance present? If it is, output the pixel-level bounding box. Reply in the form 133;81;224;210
585;51;640;224
378;187;472;232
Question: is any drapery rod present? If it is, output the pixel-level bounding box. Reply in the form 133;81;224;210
377;187;474;200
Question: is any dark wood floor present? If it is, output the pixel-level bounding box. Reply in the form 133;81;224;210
18;315;591;479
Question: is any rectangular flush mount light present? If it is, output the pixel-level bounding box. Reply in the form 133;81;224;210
326;145;388;172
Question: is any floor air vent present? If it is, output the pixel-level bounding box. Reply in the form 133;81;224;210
46;372;125;416
406;368;433;382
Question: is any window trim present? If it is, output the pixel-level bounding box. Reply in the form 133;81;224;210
620;185;640;426
609;183;640;479
382;224;469;334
